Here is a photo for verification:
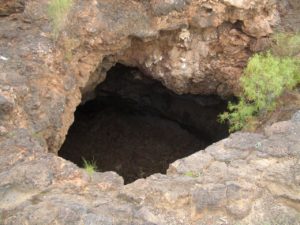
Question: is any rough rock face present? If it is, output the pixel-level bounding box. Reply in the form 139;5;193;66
1;112;300;224
0;0;284;153
0;0;300;224
0;0;25;16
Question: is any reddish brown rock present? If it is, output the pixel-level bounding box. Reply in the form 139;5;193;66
0;0;25;16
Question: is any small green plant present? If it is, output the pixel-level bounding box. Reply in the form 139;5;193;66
82;158;97;176
185;171;201;178
219;52;299;132
48;0;73;38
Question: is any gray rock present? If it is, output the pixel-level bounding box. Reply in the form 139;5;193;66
91;171;124;190
191;184;227;213
224;132;266;151
150;0;189;16
256;137;291;158
167;151;213;175
206;139;251;162
0;95;14;115
292;110;300;123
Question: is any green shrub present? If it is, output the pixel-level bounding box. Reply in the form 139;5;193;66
219;52;299;132
82;158;97;176
48;0;73;38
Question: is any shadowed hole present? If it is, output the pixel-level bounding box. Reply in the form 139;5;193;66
59;64;229;184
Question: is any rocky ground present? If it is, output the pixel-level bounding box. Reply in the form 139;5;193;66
1;111;300;225
0;0;299;224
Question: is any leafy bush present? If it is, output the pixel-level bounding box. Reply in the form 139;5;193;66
48;0;73;38
82;158;97;176
219;52;299;132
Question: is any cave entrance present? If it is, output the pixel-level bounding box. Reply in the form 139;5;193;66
59;64;229;184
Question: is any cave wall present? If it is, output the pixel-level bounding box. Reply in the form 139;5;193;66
59;0;295;154
0;0;288;152
72;0;279;98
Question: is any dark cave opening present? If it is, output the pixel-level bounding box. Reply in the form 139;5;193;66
59;64;229;184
